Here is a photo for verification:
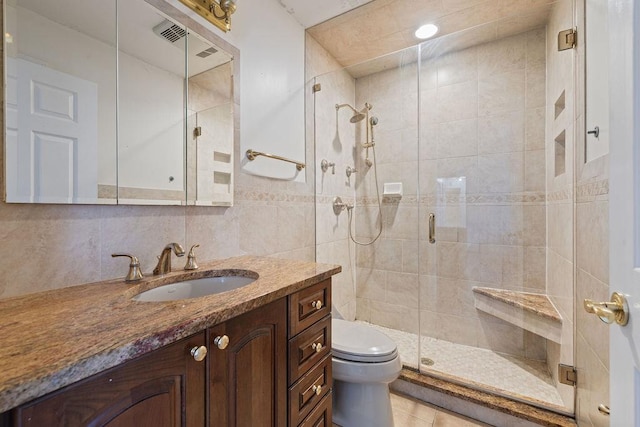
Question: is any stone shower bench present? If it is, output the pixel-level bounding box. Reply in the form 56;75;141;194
472;287;563;343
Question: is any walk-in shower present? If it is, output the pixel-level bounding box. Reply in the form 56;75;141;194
314;0;576;417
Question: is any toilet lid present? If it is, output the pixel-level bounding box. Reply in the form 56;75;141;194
331;319;398;363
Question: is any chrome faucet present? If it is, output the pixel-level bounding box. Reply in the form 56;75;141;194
153;243;185;275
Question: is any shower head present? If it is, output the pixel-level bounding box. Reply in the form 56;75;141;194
350;112;366;123
336;102;373;124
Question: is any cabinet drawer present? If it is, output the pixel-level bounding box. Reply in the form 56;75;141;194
289;279;331;337
289;355;331;426
298;391;332;427
289;316;331;384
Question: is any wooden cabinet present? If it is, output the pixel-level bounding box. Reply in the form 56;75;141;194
288;279;332;427
299;393;332;427
11;332;206;427
4;279;333;427
208;298;287;427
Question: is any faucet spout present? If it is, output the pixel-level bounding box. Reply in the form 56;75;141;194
153;243;185;275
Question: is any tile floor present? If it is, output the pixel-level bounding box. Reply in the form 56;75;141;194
333;391;490;427
360;322;566;409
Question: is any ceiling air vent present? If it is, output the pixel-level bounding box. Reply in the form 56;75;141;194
153;19;187;45
196;47;218;58
152;19;220;59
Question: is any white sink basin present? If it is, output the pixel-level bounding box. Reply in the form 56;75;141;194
133;273;258;302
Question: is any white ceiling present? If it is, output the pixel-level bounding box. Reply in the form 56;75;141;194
306;0;555;71
275;0;374;28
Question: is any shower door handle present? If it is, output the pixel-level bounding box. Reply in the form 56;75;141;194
428;213;436;244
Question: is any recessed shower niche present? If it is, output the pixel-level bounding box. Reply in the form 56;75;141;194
555;130;566;177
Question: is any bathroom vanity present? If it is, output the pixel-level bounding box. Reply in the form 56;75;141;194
0;256;338;426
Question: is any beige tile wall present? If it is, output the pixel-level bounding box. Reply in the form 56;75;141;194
572;0;611;423
307;34;357;320
352;29;548;363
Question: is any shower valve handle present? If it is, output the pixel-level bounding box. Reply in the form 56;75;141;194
321;159;335;174
346;166;358;178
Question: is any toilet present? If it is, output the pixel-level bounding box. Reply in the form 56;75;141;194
331;319;402;427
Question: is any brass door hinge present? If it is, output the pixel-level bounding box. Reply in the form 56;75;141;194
558;28;577;51
193;126;202;138
312;83;321;93
558;364;577;386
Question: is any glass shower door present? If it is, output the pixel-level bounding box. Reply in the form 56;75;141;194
417;4;576;412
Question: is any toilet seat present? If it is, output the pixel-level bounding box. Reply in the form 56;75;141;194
332;319;398;363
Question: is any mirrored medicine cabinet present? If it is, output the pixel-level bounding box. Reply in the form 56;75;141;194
4;0;238;206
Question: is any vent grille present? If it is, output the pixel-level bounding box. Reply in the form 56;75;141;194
159;24;186;43
196;47;218;58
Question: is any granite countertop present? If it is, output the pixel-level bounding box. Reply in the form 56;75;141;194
0;255;341;413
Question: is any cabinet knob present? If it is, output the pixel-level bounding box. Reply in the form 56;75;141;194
214;335;230;350
190;345;208;362
312;385;322;396
311;342;323;353
311;300;323;310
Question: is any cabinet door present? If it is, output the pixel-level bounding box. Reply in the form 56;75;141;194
209;298;287;427
13;332;206;427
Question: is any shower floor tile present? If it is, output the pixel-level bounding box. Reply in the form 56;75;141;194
358;322;566;410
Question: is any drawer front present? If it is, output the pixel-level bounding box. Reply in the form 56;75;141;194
289;279;331;337
289;356;331;426
298;391;332;427
289;316;331;384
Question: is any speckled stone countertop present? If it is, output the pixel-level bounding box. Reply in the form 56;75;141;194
0;256;341;413
472;287;562;322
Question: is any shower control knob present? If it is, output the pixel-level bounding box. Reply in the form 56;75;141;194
312;385;322;395
311;300;323;310
190;346;208;362
213;335;230;350
321;159;335;174
346;166;358;178
311;342;323;353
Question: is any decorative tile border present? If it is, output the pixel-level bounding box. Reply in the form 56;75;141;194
235;188;315;203
576;179;608;202
234;182;605;205
355;192;547;206
547;188;573;202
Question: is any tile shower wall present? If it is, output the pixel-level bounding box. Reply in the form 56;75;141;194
307;34;357;320
573;0;610;425
0;1;316;299
354;29;549;361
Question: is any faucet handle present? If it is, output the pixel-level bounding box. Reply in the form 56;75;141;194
111;254;144;282
184;244;200;270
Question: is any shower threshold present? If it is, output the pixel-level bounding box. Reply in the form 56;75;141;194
358;321;569;414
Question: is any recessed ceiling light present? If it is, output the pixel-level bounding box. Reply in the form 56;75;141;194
415;24;439;40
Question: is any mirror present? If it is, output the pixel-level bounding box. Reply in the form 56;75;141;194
4;0;236;206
